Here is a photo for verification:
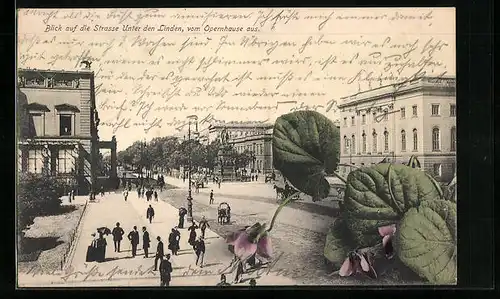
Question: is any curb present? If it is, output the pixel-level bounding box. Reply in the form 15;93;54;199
61;200;89;271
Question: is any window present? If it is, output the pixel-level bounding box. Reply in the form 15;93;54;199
57;149;75;174
344;136;349;153
28;149;43;174
383;131;389;152
451;163;456;175
362;132;367;153
351;135;356;153
432;127;440;151
431;104;440;116
400;107;406;119
29;113;45;136
413;129;418;151
343;117;347;126
18;148;22;171
362;114;366;125
450;126;456;151
383;109;388;121
351;116;355;126
59;115;73;136
450;104;456;117
372;131;377;153
412;105;418;116
401;130;406;151
433;164;442;176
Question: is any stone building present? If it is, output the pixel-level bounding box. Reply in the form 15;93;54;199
338;76;456;182
17;62;118;195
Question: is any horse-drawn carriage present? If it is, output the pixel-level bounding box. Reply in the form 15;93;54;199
273;183;301;202
217;202;231;224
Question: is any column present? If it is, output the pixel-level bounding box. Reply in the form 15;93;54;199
110;143;117;178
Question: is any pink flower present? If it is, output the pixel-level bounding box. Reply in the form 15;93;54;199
339;251;377;279
378;224;396;259
226;223;271;261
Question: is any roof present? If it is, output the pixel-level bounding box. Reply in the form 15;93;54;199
338;76;456;108
25;102;50;112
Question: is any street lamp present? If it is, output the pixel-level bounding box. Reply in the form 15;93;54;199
186;115;198;223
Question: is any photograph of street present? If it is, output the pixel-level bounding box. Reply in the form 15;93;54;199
16;7;457;287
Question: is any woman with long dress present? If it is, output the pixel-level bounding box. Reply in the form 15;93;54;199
188;222;198;249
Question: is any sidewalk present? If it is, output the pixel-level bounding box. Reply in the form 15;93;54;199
18;192;298;287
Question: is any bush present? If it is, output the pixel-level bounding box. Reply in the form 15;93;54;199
17;173;68;236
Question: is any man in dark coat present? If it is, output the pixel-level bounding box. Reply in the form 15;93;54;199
146;189;153;201
216;274;231;286
142;227;150;258
209;190;214;204
154;236;164;271
127;226;140;257
111;222;124;252
199;216;210;239
178;208;187;228
159;254;173;287
146;205;155;224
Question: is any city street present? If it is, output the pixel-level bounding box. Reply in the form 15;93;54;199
18;191;297;287
161;177;340;285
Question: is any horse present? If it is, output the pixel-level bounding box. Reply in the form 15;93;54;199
273;184;299;202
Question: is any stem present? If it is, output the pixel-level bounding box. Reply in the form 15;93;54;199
332;171;347;185
267;192;300;232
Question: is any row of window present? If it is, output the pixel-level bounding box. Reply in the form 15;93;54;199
340;162;455;177
343;127;456;154
343;104;456;127
236;143;265;156
19;148;76;174
29;113;75;137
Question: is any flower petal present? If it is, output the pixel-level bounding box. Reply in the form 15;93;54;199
226;230;244;245
234;233;257;261
339;257;353;277
378;224;396;237
256;235;272;258
382;235;391;248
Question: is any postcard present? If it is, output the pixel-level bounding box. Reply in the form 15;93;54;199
16;7;457;287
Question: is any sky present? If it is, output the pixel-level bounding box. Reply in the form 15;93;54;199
17;8;456;151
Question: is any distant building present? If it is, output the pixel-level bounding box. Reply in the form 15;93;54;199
208;123;274;174
338;76;456;182
17;62;117;195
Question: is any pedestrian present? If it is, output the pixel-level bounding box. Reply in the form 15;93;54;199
188;222;198;249
142;226;150;258
168;228;180;255
137;187;141;198
218;179;221;189
100;186;105;197
209;190;214;204
199;216;210;239
154;190;158;201
154;236;164;270
146;204;155;224
178;207;187;228
216;274;231;286
123;190;128;201
255;174;259;181
95;231;107;262
159;254;173;287
194;236;206;268
146;189;153;201
127;226;139;257
111;222;124;252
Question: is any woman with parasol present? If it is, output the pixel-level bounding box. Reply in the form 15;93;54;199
95;227;110;262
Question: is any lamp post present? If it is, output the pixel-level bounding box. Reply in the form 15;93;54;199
186;115;198;223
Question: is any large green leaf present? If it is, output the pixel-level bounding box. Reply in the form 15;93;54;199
272;111;340;201
396;200;457;284
343;164;443;246
323;218;353;267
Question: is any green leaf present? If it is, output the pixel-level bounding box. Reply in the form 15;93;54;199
343;163;443;246
323;218;353;267
396;200;457;284
272;111;340;201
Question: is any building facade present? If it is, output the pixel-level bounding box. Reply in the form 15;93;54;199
208;123;274;174
338;76;456;182
17;63;117;195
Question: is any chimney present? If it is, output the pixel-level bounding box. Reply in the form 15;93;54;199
80;60;92;70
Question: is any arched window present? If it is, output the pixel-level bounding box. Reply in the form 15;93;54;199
372;131;377;153
413;129;418;151
343;136;348;153
432;127;440;151
401;130;406;151
351;135;356;153
383;130;389;152
362;132;367;153
450;126;456;151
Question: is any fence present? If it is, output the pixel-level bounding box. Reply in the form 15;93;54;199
60;200;88;270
